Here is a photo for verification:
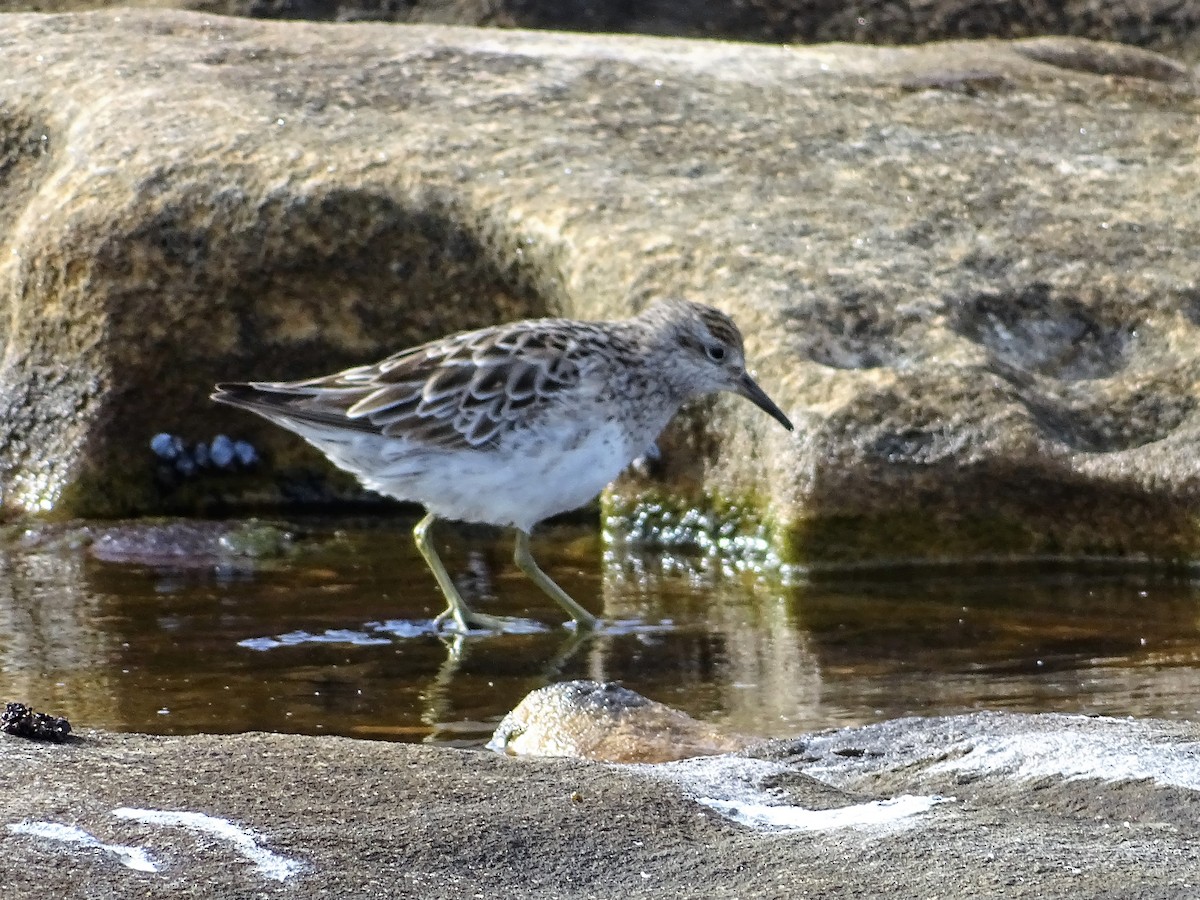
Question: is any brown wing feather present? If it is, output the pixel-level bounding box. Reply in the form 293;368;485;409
216;322;587;452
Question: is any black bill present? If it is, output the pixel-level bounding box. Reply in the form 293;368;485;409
736;373;794;431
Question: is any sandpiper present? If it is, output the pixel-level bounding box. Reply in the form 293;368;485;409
212;299;793;632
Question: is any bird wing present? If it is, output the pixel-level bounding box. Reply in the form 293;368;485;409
215;322;586;451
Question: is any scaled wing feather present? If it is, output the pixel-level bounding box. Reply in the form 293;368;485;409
269;322;587;451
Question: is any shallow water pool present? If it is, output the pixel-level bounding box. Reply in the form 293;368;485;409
4;516;1200;746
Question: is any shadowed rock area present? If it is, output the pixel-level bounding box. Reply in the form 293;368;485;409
0;11;1198;566
3;710;1199;897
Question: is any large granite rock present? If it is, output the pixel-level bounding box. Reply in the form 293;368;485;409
3;711;1199;897
3;0;1200;52
0;11;1197;565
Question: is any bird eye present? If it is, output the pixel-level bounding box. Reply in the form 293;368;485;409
706;344;726;362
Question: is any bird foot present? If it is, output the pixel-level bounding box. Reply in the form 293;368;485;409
432;608;532;634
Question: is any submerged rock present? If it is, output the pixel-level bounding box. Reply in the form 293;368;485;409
87;520;294;568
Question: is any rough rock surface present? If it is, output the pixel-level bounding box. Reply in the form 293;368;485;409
1;11;1199;565
3;0;1200;53
3;711;1199;898
489;679;751;761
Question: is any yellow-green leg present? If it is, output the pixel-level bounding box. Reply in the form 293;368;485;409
413;513;507;633
513;530;599;630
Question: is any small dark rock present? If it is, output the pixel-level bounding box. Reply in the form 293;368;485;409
1;702;72;743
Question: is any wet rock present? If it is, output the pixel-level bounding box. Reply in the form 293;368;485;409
489;680;750;762
4;712;1200;897
87;520;294;567
1;702;72;743
0;12;1198;568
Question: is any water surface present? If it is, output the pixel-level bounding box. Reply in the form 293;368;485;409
3;517;1200;746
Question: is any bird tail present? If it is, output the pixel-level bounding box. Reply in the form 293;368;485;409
211;382;377;434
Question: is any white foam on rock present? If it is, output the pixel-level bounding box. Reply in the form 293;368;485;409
927;729;1200;790
7;821;158;872
699;794;950;832
646;755;950;835
112;808;302;881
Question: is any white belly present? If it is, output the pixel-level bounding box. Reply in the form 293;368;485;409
323;419;641;532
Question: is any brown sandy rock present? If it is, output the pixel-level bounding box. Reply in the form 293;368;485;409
489;680;751;762
3;0;1200;53
0;12;1198;567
